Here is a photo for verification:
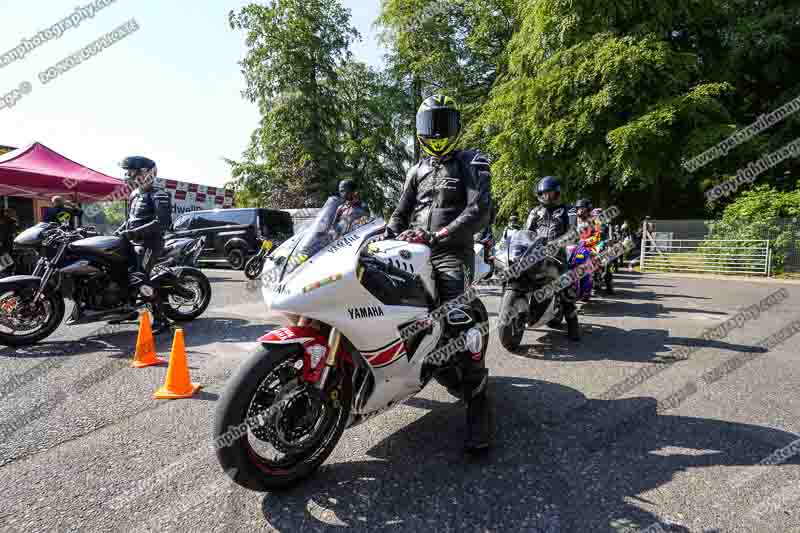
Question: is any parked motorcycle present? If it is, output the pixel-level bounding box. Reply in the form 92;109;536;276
213;196;490;490
0;223;212;346
243;239;274;280
497;230;564;351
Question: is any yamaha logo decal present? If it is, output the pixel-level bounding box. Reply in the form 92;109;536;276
347;306;385;319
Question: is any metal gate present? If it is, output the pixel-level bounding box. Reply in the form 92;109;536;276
640;229;772;276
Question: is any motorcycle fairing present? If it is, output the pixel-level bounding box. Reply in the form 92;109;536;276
259;215;446;415
258;326;326;346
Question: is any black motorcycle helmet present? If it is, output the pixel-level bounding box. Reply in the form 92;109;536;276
575;198;592;211
509;214;519;225
416;94;461;158
120;156;157;188
338;179;358;204
536;176;561;206
339;180;356;196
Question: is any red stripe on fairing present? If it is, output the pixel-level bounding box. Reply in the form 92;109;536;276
367;340;405;367
372;349;406;368
258;326;327;345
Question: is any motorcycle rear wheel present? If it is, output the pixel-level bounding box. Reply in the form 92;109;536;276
214;343;352;491
162;270;212;321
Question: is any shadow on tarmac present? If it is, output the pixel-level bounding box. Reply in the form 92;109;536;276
510;323;767;363
254;376;798;532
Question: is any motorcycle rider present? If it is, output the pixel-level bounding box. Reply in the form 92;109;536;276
334;179;370;234
384;94;493;453
575;199;593;226
591;207;615;294
115;156;174;334
524;176;581;341
502;215;521;246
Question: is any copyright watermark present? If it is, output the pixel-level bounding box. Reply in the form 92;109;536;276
0;81;32;111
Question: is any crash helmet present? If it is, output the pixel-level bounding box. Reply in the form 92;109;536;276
120;156;157;188
416;94;461;158
536;176;561;206
338;179;356;200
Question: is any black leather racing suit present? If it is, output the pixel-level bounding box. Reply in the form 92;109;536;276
525;203;578;321
123;187;173;276
387;149;492;405
334;199;369;235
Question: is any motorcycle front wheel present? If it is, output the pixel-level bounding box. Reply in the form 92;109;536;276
244;254;265;280
498;290;528;351
214;343;352;491
0;287;65;346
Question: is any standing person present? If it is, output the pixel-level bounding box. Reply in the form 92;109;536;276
114;156;173;334
502;215;521;246
384;94;493;453
524;176;581;341
44;196;83;228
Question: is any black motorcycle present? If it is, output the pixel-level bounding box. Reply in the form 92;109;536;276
498;230;564;351
0;223;212;346
243;239;274;280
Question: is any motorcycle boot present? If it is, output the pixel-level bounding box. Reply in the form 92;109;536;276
561;284;581;341
604;265;615;295
463;355;490;453
444;304;491;453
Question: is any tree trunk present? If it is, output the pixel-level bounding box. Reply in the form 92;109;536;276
413;76;422;163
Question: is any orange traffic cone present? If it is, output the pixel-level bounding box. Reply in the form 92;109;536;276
132;311;167;368
154;329;201;399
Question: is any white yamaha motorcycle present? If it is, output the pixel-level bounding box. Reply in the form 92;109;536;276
214;197;490;491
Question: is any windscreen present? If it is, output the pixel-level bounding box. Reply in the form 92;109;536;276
277;196;376;282
508;229;547;263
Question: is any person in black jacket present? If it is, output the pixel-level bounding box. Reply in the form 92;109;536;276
115;156;173;333
385;94;493;453
502;215;521;244
525;176;581;341
44;196;83;228
334;179;370;234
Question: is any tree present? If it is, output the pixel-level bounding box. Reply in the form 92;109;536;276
336;60;412;213
703;182;800;274
377;0;519;161
228;0;359;206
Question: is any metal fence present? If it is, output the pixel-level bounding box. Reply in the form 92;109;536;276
640;219;800;275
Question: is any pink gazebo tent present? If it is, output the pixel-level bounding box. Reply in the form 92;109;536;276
0;142;124;202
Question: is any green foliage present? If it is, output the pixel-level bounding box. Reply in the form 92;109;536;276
703;182;800;273
84;201;125;228
228;0;800;229
228;1;410;213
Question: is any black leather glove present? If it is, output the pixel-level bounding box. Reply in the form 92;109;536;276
397;229;439;246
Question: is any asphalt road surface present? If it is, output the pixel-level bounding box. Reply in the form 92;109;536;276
1;271;799;533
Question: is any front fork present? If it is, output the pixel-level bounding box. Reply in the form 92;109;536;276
296;315;343;391
34;243;67;301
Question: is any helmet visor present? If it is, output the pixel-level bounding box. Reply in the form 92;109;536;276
416;108;461;139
